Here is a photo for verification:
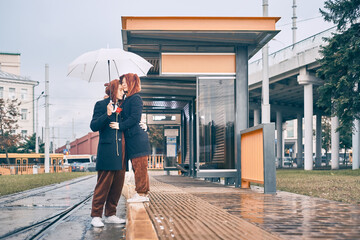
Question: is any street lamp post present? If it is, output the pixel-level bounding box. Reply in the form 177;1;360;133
35;91;44;153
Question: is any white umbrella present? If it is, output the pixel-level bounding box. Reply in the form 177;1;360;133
67;48;153;82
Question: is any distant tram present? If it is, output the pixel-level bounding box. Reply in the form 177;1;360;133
0;153;64;165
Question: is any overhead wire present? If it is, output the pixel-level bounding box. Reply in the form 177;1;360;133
277;15;323;27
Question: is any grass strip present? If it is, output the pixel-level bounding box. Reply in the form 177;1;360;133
276;169;360;204
0;172;95;197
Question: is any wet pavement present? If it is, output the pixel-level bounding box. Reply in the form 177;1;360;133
0;175;126;240
2;172;360;239
149;174;360;240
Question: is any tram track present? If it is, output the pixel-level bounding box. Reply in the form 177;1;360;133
0;175;95;206
0;192;93;240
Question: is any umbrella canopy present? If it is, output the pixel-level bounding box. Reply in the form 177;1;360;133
67;48;153;82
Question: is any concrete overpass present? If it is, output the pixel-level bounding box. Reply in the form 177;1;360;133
248;27;333;170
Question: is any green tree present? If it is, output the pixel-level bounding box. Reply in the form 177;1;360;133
17;133;44;153
147;125;164;153
316;0;360;132
0;99;21;164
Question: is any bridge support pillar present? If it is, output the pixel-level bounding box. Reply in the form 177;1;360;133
297;67;323;170
331;115;340;169
276;111;283;168
315;113;322;167
296;113;303;168
303;83;313;170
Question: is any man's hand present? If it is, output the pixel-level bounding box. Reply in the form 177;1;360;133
109;122;119;130
139;122;147;131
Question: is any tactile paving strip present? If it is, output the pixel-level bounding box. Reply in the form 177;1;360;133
144;178;282;240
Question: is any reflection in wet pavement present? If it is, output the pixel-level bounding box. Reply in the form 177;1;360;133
0;175;126;240
145;175;281;240
154;175;360;240
42;196;126;240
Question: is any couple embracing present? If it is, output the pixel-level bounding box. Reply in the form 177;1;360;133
89;73;150;228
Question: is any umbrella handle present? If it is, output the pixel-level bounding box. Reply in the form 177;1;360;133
111;103;118;113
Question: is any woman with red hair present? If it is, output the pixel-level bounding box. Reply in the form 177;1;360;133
89;79;126;227
116;73;151;203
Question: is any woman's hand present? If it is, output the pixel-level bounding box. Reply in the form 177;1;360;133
107;102;113;116
109;122;119;130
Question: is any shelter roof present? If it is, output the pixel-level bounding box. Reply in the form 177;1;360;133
122;16;280;64
121;16;280;113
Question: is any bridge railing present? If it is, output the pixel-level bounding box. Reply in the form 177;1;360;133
249;27;336;74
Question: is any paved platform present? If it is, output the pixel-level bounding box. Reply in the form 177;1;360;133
126;172;360;240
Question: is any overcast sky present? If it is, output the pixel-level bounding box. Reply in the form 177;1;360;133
0;0;334;147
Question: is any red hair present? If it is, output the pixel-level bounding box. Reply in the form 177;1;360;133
120;73;141;97
105;79;120;103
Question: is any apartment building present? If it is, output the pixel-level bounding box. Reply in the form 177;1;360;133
0;52;38;137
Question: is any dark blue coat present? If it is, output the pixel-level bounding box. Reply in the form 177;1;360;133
90;98;124;171
120;93;151;159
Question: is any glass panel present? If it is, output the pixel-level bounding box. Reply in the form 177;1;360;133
198;78;235;169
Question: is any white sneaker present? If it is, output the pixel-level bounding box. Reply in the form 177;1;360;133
91;217;104;227
127;193;150;203
104;215;126;224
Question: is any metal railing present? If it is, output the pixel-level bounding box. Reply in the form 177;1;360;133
249;27;336;74
147;155;164;169
0;155;166;174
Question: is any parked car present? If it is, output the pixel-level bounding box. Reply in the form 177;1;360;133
283;157;293;167
80;162;96;172
63;155;96;172
70;162;96;172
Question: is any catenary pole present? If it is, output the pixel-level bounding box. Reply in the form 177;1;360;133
52;126;55;154
44;64;50;173
262;0;270;123
292;0;297;44
35;91;44;153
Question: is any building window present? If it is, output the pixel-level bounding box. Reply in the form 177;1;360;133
21;109;28;120
21;88;27;100
9;88;16;99
21;130;28;138
0;87;3;98
287;120;294;138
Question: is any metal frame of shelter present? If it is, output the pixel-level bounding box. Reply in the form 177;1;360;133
121;17;279;191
